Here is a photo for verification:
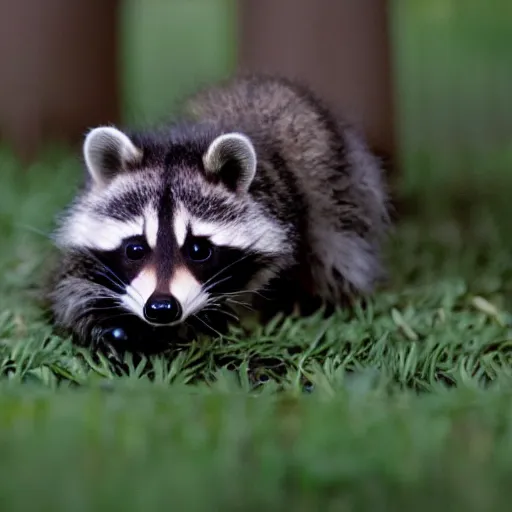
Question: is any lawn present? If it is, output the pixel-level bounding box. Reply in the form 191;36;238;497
1;136;512;511
0;1;512;510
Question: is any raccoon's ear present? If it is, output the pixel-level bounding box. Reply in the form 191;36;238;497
83;126;142;187
203;133;257;193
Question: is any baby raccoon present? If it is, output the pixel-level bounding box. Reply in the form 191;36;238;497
47;75;389;354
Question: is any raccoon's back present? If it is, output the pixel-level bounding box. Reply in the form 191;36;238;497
184;75;339;172
186;75;389;299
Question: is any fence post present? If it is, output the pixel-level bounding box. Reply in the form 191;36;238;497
0;0;121;160
238;0;396;172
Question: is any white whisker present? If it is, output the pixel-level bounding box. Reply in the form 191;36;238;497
201;252;254;289
215;287;268;301
201;306;239;322
202;275;232;295
224;298;254;311
192;314;224;338
82;248;145;303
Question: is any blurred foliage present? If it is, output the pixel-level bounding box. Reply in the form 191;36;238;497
393;0;512;156
121;0;237;125
120;0;512;199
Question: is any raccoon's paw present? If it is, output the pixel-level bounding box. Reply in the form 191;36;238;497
94;323;155;357
90;325;129;365
101;326;129;345
92;318;196;356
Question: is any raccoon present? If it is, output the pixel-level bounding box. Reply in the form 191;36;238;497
46;74;389;355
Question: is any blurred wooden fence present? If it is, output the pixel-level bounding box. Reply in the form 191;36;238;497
0;0;120;159
239;0;396;169
0;0;396;167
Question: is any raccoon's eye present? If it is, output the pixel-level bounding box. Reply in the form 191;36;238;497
185;237;213;263
125;241;148;261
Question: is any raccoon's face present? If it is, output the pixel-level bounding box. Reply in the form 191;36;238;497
51;126;292;350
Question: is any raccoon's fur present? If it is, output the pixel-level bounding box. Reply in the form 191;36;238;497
46;75;389;354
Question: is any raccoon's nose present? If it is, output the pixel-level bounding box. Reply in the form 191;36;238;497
144;294;182;325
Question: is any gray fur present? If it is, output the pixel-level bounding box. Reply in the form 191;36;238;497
47;74;390;350
185;75;390;299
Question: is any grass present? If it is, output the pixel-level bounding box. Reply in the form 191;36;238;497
0;142;512;510
1;0;512;509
